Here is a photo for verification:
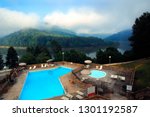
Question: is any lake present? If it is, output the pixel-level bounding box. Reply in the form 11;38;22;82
0;47;125;61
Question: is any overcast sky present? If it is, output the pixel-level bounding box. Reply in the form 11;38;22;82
0;0;150;36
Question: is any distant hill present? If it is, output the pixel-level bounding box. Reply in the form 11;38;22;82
44;26;76;37
105;29;132;50
78;33;110;38
0;28;118;49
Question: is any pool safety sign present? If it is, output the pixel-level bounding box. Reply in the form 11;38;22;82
87;86;95;97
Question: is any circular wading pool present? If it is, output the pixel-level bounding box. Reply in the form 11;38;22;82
89;70;106;79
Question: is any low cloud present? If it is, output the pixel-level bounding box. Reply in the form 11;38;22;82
0;8;39;36
43;0;150;34
43;8;109;34
1;0;150;36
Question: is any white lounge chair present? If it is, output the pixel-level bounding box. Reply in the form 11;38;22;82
81;77;88;81
85;65;90;69
99;65;103;70
70;62;73;64
44;64;47;67
76;95;84;100
118;76;126;81
50;64;54;67
33;66;36;69
96;66;99;69
61;96;69;100
41;64;44;68
76;91;84;96
81;77;85;81
110;75;118;79
29;67;32;70
66;93;73;99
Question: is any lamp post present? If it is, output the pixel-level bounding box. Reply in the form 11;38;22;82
18;55;20;62
62;52;64;62
109;56;111;63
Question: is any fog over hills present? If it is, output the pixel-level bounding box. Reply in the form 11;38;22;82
105;29;132;50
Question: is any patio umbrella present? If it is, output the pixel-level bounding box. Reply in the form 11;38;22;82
19;63;27;66
46;59;54;63
84;60;92;64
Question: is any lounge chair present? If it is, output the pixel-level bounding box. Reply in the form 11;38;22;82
76;95;84;100
66;93;73;99
81;77;85;81
76;91;84;96
70;62;73;65
96;66;99;69
41;64;44;68
110;75;118;79
29;67;32;70
33;66;36;69
50;64;54;67
44;64;47;67
61;96;69;100
85;65;90;69
81;77;88;81
99;65;103;70
118;76;125;81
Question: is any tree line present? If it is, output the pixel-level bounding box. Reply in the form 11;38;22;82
0;46;18;69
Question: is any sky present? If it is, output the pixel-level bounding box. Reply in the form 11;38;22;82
0;0;150;36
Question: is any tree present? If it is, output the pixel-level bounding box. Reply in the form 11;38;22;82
21;45;52;64
20;52;36;64
48;40;62;61
129;12;150;58
36;52;50;63
65;49;90;63
96;49;105;63
96;47;123;64
0;53;4;70
49;40;62;54
104;47;123;63
6;46;18;68
123;50;134;61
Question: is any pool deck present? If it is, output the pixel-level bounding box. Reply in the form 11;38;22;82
2;62;84;100
2;71;26;99
2;61;134;100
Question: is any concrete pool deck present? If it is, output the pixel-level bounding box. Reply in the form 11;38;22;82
2;62;84;100
2;62;134;100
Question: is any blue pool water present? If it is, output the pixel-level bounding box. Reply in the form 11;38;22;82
89;70;106;79
19;66;72;100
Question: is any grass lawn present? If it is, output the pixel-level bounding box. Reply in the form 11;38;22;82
114;58;150;91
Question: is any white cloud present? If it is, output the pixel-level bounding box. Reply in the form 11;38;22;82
0;8;39;36
43;0;150;34
1;0;150;36
43;8;109;34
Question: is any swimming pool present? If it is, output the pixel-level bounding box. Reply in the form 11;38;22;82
89;70;106;79
19;66;72;100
